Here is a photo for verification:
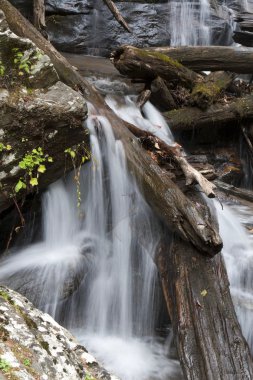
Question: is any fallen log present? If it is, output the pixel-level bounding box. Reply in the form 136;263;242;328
102;0;131;33
146;46;253;74
214;180;253;203
111;45;202;89
150;77;177;111
190;71;235;110
122;121;216;198
164;94;253;131
157;234;253;380
0;0;222;256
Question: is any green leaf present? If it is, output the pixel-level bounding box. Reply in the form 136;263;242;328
30;178;38;186
200;289;208;297
15;180;26;193
6;145;12;151
47;157;53;162
70;150;76;158
37;165;46;173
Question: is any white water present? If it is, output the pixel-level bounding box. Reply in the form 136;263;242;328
0;104;181;380
169;0;211;46
215;202;253;351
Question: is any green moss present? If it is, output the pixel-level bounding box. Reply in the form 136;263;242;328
137;48;183;69
39;340;50;354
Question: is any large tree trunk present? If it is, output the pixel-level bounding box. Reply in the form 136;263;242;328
0;0;222;256
111;45;202;89
2;2;253;378
146;46;253;74
157;233;253;380
164;95;253;132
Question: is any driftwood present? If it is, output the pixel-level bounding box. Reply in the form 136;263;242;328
164;95;253;132
0;0;222;256
102;0;131;33
111;45;202;89
3;3;253;378
122;121;216;198
147;46;253;74
190;71;235;110
157;234;253;380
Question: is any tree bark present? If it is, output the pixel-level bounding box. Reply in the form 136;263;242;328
150;76;177;111
111;45;202;89
190;71;235;110
0;0;222;256
146;46;253;74
157;234;253;380
121;121;216;198
214;180;253;203
164;95;253;132
33;0;45;32
102;0;131;33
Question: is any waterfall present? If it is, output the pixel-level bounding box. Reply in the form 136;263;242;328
215;202;253;351
169;0;211;46
0;104;181;380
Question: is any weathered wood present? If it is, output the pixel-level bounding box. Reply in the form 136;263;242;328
136;88;151;109
123;121;216;198
147;46;253;74
111;45;202;89
157;234;253;380
150;77;177;111
102;0;131;33
164;95;253;132
214;180;253;203
0;0;222;256
33;0;45;32
190;71;235;110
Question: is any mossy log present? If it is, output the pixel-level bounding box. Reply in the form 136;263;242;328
111;45;202;89
147;46;253;74
33;0;45;32
0;0;222;256
156;234;253;380
164;95;253;132
190;71;234;110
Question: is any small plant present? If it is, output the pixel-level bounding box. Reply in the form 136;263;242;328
23;358;31;367
65;143;91;208
15;147;53;193
12;48;32;76
0;358;11;373
84;374;95;380
0;143;12;153
0;61;5;76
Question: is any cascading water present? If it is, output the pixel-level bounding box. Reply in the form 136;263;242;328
168;0;211;46
0;104;181;380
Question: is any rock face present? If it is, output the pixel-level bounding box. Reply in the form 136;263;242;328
9;0;245;56
0;9;88;213
0;286;118;380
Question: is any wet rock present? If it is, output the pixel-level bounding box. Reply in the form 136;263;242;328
0;9;88;213
0;286;119;380
9;0;245;56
